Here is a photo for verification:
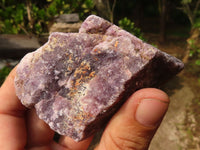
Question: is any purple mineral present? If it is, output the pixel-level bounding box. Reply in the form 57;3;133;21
14;15;184;141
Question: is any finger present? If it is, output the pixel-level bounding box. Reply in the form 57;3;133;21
58;135;94;150
0;67;27;149
25;108;55;148
95;88;169;150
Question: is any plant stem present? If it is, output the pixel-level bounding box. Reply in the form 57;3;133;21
110;0;116;23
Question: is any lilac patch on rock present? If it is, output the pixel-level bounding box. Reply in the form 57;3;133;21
15;15;184;141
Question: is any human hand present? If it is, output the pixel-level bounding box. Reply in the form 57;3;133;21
0;67;169;150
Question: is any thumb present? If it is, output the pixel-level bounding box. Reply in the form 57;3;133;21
95;88;169;150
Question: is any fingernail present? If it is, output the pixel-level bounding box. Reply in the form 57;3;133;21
135;99;169;127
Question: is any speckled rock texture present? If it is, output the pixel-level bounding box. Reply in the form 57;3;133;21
15;15;184;141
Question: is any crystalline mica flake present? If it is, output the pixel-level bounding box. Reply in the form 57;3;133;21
15;15;184;141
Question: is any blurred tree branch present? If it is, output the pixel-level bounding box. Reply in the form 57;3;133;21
180;0;200;63
110;0;116;23
26;0;34;30
180;0;200;26
194;0;200;16
159;0;167;42
93;0;116;22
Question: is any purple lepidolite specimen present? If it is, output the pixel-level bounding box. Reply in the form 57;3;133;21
15;15;184;141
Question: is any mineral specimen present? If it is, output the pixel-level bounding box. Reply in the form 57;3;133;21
15;15;184;141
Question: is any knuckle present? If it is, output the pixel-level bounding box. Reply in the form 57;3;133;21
105;129;151;150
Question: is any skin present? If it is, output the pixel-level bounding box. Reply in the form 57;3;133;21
0;67;169;150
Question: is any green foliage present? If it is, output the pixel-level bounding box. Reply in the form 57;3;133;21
188;36;200;77
0;3;26;34
118;17;144;40
195;59;200;65
188;38;200;57
181;0;200;81
194;18;200;28
0;0;94;35
0;66;12;86
187;33;200;83
181;0;192;4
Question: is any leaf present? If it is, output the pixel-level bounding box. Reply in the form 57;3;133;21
194;18;200;28
182;0;192;4
198;78;200;84
118;17;144;40
195;60;200;65
189;50;195;56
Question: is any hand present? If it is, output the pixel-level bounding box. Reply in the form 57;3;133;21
0;67;169;150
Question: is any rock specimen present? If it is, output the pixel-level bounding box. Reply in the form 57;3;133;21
15;15;184;141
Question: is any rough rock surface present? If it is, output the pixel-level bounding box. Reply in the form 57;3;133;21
15;15;184;141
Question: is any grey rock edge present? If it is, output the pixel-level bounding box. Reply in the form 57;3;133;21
0;34;40;59
14;15;184;141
